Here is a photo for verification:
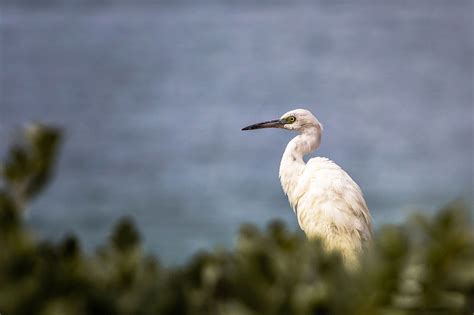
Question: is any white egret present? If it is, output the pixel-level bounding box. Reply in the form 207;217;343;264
242;109;372;265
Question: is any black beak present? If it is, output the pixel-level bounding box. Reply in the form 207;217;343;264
241;119;284;131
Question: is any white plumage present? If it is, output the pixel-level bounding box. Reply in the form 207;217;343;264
242;109;372;265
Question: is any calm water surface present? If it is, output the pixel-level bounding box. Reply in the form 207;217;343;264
1;1;473;263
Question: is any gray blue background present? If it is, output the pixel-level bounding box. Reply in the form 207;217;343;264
1;0;472;264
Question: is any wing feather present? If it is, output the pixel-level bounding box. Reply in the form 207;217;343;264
292;157;373;261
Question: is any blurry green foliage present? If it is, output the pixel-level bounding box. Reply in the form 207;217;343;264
0;125;473;315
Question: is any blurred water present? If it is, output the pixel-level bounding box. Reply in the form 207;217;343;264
1;1;473;264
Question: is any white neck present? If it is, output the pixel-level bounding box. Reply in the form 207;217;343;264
279;126;321;202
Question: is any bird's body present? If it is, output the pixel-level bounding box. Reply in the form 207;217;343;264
242;109;372;265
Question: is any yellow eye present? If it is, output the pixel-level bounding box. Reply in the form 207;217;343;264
286;116;296;123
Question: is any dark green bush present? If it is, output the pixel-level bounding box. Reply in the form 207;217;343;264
0;125;473;315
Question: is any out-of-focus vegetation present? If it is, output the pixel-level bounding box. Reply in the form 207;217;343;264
0;125;473;315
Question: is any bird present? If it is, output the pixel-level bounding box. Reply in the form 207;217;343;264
242;109;372;265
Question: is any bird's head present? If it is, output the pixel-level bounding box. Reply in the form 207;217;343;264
242;109;323;133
